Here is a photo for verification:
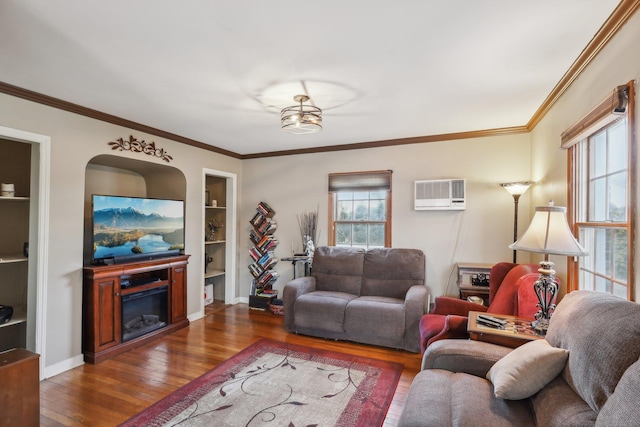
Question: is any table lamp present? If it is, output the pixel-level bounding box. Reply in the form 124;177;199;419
509;201;588;334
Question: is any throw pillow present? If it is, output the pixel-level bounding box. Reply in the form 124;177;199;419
486;339;569;400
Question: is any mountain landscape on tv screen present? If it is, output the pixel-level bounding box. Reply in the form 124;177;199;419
93;207;184;257
94;207;183;229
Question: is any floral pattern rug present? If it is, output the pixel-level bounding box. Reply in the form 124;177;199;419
120;339;403;427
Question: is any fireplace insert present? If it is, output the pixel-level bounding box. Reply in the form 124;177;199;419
121;286;168;342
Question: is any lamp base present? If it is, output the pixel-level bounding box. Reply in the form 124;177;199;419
530;260;557;336
531;318;550;335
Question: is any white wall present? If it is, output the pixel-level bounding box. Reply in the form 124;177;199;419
241;133;532;299
0;93;242;376
531;9;640;298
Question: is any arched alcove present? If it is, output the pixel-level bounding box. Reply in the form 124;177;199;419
83;154;186;265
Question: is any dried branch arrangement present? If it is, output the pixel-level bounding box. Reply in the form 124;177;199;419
297;206;319;253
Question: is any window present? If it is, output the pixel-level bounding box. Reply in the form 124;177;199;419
328;170;392;248
564;82;635;301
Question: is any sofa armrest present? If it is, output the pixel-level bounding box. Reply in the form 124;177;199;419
431;296;488;316
421;339;512;378
403;285;428;352
282;276;316;332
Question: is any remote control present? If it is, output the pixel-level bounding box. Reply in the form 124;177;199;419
477;314;508;326
476;318;505;329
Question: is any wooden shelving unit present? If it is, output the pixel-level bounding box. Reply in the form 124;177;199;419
248;201;278;310
204;176;227;304
0;138;33;352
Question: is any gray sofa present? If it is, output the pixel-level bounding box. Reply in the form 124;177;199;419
283;246;426;353
399;290;640;426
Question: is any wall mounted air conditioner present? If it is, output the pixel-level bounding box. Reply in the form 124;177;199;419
414;179;466;210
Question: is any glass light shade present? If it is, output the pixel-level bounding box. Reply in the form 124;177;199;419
281;94;322;134
500;181;533;196
509;204;588;256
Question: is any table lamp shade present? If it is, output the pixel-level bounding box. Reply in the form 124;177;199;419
509;205;588;257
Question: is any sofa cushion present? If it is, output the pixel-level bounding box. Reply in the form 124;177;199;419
344;296;405;347
398;369;535;427
312;246;365;295
529;376;597;427
486;339;568;400
361;248;425;298
545;291;640;413
596;357;640;426
294;291;357;333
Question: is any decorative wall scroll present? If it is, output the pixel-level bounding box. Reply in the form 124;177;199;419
108;135;173;163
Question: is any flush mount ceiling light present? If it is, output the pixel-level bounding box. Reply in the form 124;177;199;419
281;94;323;134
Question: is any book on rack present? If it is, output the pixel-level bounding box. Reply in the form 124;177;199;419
257;218;277;234
249;247;263;262
249;229;262;245
257;236;279;252
257;251;277;267
250;212;265;227
257;270;279;286
257;201;276;218
248;262;262;278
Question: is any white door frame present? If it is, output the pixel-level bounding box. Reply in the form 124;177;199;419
0;125;51;379
202;168;237;307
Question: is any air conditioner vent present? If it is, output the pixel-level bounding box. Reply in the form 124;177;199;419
414;179;466;210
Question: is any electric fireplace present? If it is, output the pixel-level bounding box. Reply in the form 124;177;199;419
121;285;168;342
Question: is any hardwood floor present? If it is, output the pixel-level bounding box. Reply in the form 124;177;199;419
39;302;422;426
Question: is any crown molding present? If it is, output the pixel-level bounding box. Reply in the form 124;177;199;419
241;126;529;159
0;81;242;159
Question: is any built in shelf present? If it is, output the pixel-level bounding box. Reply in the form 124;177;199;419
205;269;225;279
0;306;26;329
205;240;226;245
0;254;28;264
0;196;29;202
205;206;226;210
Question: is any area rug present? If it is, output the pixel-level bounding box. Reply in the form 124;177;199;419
120;339;403;427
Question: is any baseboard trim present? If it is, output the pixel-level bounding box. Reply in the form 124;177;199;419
43;354;84;380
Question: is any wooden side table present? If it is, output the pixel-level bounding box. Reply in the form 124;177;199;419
281;256;312;279
467;311;542;348
457;263;492;305
0;348;40;427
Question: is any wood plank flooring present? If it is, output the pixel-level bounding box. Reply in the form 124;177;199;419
39;302;422;426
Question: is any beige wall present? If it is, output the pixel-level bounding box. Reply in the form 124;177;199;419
241;133;533;300
530;9;640;299
0;93;242;375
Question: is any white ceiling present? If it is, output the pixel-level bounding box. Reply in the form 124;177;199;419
0;0;623;156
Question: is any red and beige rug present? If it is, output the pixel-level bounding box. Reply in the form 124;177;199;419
120;339;403;427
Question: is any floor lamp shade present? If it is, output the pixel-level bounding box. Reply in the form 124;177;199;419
500;181;533;263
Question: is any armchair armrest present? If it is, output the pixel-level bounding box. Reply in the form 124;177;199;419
431;296;488;316
421;339;512;378
282;276;316;332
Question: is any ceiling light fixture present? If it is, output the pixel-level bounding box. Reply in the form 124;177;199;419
281;94;323;134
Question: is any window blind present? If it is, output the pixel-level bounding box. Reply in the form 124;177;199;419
328;170;392;192
561;83;631;149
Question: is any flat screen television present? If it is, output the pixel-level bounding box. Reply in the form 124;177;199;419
92;194;185;263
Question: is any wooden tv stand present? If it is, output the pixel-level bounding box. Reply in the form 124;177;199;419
82;254;190;364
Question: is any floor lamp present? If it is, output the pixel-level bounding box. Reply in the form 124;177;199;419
509;202;588;334
500;181;533;263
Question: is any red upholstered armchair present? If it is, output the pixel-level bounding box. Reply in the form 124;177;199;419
419;262;554;353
